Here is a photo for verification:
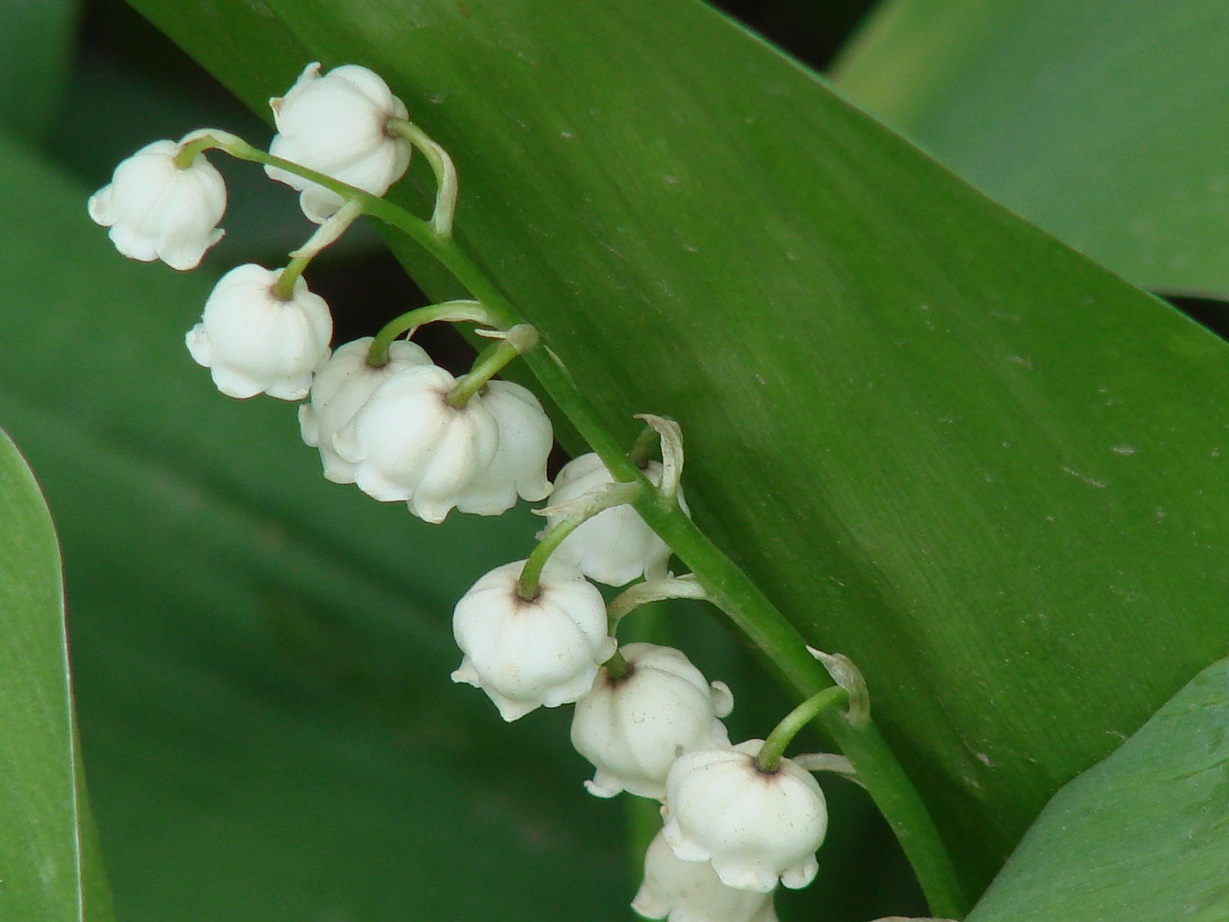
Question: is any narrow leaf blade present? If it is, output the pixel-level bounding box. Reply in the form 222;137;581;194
0;428;113;921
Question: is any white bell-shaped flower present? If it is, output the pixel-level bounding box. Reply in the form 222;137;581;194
571;643;733;801
662;740;828;893
633;830;778;922
185;263;332;400
545;453;687;586
451;559;616;721
298;337;431;483
454;380;553;515
332;363;499;523
88;138;226;270
266;62;411;223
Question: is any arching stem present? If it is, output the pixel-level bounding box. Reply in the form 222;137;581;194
387;118;458;237
448;324;538;407
517;481;642;600
756;686;850;773
366;299;492;367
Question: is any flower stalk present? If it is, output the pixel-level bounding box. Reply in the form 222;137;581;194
271;254;311;301
606;575;709;633
517;480;642;600
366;299;493;367
449;324;538;407
387;118;459;237
755;686;850;773
627;422;661;468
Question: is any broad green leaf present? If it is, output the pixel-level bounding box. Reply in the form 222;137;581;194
0;429;113;921
832;0;1229;299
968;654;1229;922
0;0;79;142
127;0;1229;900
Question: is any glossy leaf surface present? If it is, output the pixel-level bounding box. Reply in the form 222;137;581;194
125;0;1229;899
832;0;1229;298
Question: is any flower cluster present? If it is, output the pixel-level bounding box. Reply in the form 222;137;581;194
89;61;852;922
444;424;835;920
88;63;551;523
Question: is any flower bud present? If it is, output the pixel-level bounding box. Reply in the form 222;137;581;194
545;453;687;586
298;337;431;483
332;363;499;523
633;830;778;922
185;264;332;400
266;62;411;223
662;741;827;893
451;559;615;721
454;380;553;515
571;643;733;801
88;138;226;270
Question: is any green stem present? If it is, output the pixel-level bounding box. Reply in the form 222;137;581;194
627;423;660;468
517;480;642;600
272;255;310;301
387;119;458;237
516;517;582;601
602;648;630;681
367;299;492;367
448;324;538;407
756;686;850;772
191;132;386;212
202;136;969;917
172;132;218;169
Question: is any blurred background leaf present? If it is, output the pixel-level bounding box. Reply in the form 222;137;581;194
124;0;1229;904
832;0;1229;300
0;428;112;921
0;0;79;142
966;654;1229;922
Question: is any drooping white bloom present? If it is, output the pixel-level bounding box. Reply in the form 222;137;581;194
454;380;553;515
571;643;733;801
544;453;687;586
633;830;778;922
266;62;411;223
88;138;226;270
662;740;828;893
185;264;332;400
298;337;431;483
332;364;499;522
451;559;615;721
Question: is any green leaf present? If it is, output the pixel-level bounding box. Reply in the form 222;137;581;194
0;133;633;919
124;0;1229;902
967;654;1229;922
831;0;1229;298
0;428;113;921
0;0;79;142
